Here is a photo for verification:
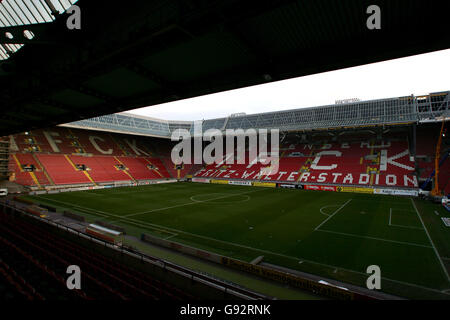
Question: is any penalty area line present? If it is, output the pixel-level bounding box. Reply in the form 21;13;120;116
388;208;423;230
411;198;450;283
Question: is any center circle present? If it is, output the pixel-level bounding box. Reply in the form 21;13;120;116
190;193;251;204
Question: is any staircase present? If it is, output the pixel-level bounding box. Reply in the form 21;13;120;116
0;139;10;180
114;156;137;182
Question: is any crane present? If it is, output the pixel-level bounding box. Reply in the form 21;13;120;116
431;119;447;196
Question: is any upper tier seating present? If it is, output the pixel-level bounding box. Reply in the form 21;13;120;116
195;139;419;188
9;127;176;186
36;154;92;185
69;155;132;182
12;153;50;187
9;123;447;190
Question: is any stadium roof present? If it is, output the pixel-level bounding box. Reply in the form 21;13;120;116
1;0;450;136
62;91;450;139
0;0;78;60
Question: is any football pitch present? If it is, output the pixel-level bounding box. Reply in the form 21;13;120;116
24;182;450;299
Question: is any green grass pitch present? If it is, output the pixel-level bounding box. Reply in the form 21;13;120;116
24;182;450;299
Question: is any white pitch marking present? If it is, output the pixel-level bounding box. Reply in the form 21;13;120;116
389;223;423;230
388;207;423;230
316;229;432;248
113;187;168;194
37;195;112;215
39;195;450;296
315;199;352;231
411;198;450;283
190;193;251;204
319;205;339;217
124;189;262;218
35;191;449;295
82;192;103;196
71;205;450;296
164;233;178;240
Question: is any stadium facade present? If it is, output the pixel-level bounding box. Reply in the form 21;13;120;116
5;91;448;196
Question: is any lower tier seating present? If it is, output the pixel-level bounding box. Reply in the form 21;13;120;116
10;154;172;186
0;210;194;300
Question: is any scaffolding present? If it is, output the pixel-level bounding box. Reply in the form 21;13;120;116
0;138;10;180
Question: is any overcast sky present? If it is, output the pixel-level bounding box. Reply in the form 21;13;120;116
128;48;450;121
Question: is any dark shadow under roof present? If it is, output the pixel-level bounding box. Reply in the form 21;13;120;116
0;0;449;136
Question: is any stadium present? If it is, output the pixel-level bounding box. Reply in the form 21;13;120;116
0;0;449;304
